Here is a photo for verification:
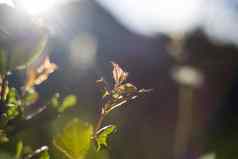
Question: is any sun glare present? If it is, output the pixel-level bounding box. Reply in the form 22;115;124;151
19;0;57;15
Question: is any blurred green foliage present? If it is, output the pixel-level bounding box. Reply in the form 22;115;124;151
58;95;77;113
199;153;216;159
0;57;147;159
15;140;23;159
53;118;93;159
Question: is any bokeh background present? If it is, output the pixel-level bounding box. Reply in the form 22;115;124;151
2;0;238;159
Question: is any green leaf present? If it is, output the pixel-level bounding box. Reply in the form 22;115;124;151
5;88;21;120
53;118;93;159
101;90;109;98
6;88;17;104
39;150;50;159
0;129;9;144
15;140;23;159
23;88;38;106
116;83;137;95
86;145;109;159
50;93;60;108
95;125;116;151
58;95;77;113
111;91;121;99
5;105;19;120
199;153;216;159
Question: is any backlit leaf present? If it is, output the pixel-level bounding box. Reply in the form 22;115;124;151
25;56;57;90
96;125;116;151
112;62;128;87
59;95;77;112
5;87;21;120
6;88;17;104
39;150;50;159
22;88;38;106
15;140;23;159
53;118;93;159
50;93;60;108
199;153;216;159
116;83;137;95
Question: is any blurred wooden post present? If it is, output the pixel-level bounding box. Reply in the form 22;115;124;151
169;36;203;159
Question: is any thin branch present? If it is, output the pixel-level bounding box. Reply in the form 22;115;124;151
94;89;150;137
1;74;7;102
25;105;48;120
105;95;137;114
23;146;48;159
105;90;151;114
94;108;106;136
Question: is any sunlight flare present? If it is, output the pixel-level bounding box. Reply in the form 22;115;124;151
18;0;57;15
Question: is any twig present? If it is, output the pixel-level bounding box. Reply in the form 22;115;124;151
25;105;48;120
105;95;137;114
23;146;48;159
94;90;150;136
1;74;7;102
94;108;106;136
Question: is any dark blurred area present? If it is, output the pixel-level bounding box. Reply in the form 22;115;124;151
2;0;238;159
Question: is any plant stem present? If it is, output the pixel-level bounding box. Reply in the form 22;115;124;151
1;74;7;102
94;108;106;136
94;91;148;136
23;146;48;159
94;88;150;139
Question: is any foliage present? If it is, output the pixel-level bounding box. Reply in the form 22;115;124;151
199;153;216;159
95;125;117;151
53;118;93;159
0;6;149;159
15;140;23;159
51;61;150;158
0;38;149;159
39;151;50;159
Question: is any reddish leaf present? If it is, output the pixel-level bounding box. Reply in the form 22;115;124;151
25;56;57;90
111;62;128;87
